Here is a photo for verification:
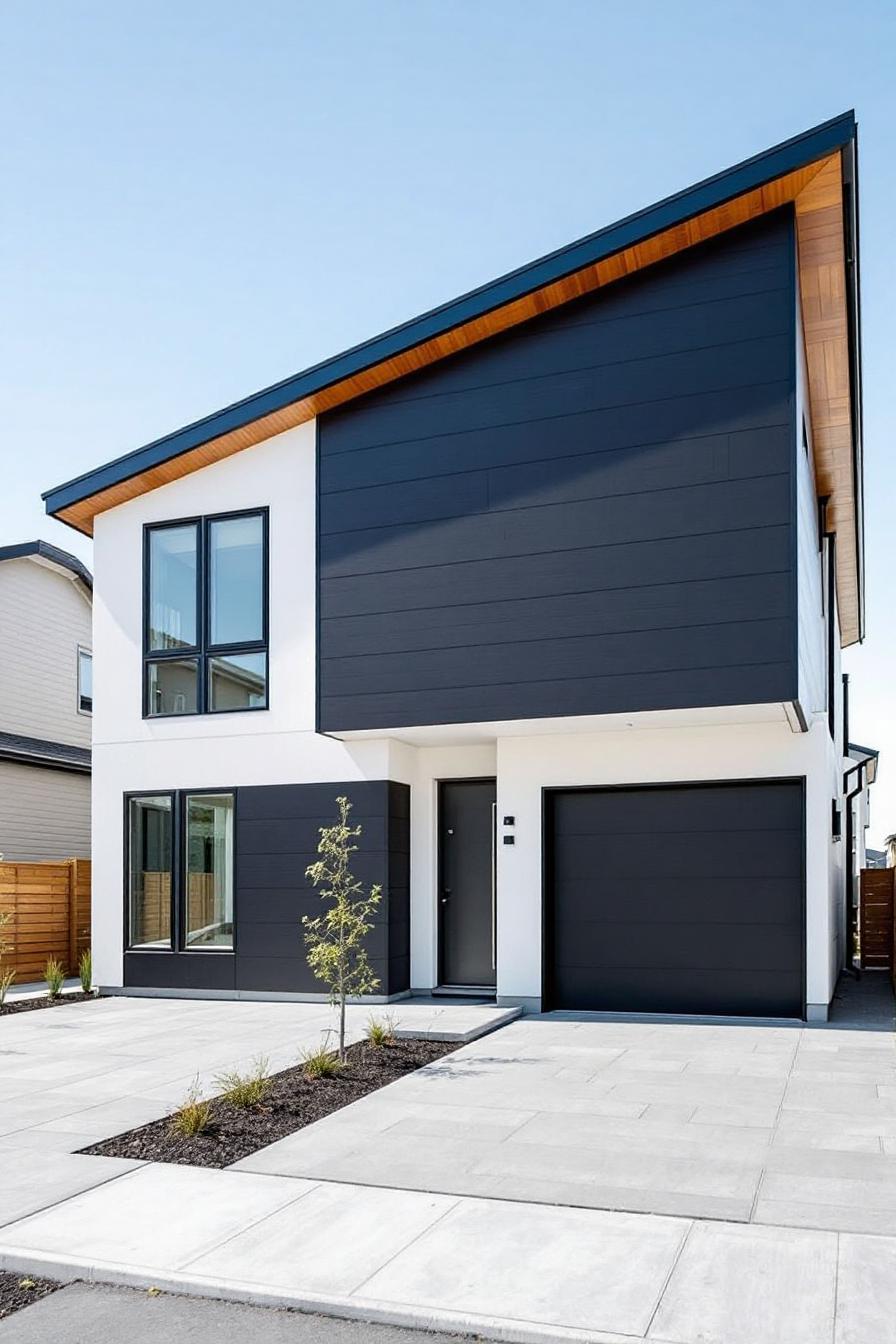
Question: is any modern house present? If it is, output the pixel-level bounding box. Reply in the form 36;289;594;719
0;541;92;860
44;112;871;1020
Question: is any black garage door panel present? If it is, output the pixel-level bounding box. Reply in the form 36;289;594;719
546;782;804;1017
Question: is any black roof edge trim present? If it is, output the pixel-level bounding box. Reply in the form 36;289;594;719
43;111;857;519
0;540;92;590
0;748;91;774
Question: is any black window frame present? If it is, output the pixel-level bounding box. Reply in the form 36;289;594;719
77;645;93;715
142;507;269;719
124;787;237;954
125;790;176;952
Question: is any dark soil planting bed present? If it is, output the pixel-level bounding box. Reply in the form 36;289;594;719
82;1038;457;1169
1;991;97;1017
0;1270;60;1319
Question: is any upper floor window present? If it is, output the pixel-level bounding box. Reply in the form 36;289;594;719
144;509;268;717
78;647;93;714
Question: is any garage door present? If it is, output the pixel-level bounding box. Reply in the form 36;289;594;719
545;781;804;1018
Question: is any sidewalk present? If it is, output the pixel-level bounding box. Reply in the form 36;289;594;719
0;1160;891;1343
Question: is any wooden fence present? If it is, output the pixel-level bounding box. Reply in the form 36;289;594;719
0;859;91;984
134;871;216;944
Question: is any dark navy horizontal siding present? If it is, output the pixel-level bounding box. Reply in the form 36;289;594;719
318;211;798;731
234;781;410;997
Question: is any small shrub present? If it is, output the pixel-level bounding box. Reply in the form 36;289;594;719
45;957;65;999
0;966;14;1008
169;1078;212;1138
366;1013;397;1047
300;1042;343;1079
214;1055;272;1107
78;948;92;995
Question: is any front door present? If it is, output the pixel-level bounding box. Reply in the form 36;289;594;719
439;779;497;988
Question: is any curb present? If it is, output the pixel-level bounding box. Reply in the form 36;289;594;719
0;1247;629;1343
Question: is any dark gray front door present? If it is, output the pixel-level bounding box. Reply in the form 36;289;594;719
439;779;497;988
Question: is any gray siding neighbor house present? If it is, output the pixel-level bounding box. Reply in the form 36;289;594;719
0;542;92;861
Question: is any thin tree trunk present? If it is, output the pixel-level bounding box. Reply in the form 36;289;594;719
339;993;346;1061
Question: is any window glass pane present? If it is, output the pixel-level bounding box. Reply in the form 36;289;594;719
209;514;264;646
185;794;234;949
78;649;93;713
129;796;172;948
146;658;198;716
208;652;267;711
149;524;198;650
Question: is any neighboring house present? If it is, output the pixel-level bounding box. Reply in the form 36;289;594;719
0;541;92;861
865;849;887;870
44;112;871;1021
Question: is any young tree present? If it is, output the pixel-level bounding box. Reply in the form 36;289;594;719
302;796;382;1060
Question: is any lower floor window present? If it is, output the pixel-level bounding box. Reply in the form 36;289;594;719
127;790;234;952
185;793;234;948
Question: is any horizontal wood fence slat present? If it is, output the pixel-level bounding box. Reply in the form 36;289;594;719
0;859;91;985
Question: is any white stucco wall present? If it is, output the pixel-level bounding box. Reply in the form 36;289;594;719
89;420;494;992
89;410;849;1016
496;717;841;1014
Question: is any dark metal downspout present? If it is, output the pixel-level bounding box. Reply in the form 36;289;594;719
842;758;869;975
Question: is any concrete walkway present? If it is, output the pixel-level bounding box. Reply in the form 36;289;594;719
2;990;896;1341
0;1162;892;1343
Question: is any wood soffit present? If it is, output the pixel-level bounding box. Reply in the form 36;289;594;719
53;152;860;642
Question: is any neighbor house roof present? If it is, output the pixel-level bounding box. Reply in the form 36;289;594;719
42;112;863;641
0;540;92;592
0;730;91;774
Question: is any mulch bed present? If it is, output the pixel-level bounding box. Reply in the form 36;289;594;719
1;991;98;1017
82;1037;458;1169
0;1270;61;1320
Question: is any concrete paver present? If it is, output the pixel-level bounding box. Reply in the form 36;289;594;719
647;1221;838;1344
1;1164;315;1270
237;1010;896;1234
2;982;896;1343
0;994;514;1164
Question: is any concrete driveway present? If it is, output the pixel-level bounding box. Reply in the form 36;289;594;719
2;989;896;1342
240;1007;896;1235
0;994;515;1226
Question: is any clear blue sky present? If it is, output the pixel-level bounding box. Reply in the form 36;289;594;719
3;1;894;839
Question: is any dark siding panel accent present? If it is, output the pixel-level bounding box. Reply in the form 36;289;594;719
322;574;793;659
124;781;410;998
545;781;805;1017
318;212;798;731
233;780;410;997
123;952;236;992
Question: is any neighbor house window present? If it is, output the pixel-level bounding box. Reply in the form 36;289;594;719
144;509;268;717
77;647;93;714
127;790;235;952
